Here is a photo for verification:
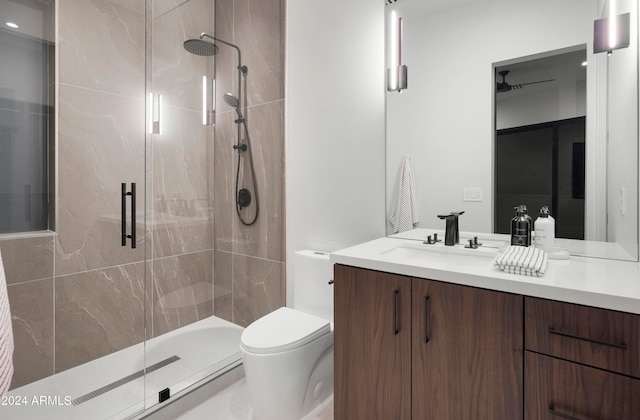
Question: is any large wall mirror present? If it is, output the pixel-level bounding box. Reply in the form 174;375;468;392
386;0;638;261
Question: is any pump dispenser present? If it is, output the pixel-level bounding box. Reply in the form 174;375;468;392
534;206;555;253
511;205;531;246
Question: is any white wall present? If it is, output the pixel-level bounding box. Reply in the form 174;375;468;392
285;0;386;305
606;0;639;258
386;0;597;234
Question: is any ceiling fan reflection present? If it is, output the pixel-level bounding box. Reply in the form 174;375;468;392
496;70;555;93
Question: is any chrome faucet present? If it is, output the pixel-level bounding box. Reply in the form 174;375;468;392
437;211;465;246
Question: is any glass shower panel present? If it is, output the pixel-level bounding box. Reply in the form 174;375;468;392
144;0;221;409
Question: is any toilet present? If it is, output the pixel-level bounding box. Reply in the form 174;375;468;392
240;250;334;420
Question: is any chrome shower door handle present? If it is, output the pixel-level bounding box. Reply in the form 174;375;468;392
121;182;136;249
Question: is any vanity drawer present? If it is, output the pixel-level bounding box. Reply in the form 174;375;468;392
525;351;640;420
525;296;640;378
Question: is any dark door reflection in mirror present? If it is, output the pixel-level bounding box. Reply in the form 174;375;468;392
494;48;586;240
495;117;585;239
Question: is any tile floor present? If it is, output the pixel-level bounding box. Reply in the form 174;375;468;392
178;378;334;420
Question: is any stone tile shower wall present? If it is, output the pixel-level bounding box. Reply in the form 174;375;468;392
213;0;285;327
0;0;212;389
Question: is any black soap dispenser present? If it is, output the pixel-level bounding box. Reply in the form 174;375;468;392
511;205;531;247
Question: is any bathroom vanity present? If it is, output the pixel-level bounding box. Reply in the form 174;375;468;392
330;233;640;419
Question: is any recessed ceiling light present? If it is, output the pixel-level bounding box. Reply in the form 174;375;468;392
581;61;588;66
6;22;19;29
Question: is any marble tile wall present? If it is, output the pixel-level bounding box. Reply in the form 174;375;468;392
213;0;286;327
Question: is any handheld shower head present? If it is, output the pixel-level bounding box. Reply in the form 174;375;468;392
223;93;240;109
183;38;218;56
224;93;245;123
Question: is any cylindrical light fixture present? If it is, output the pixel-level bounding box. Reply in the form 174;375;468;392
387;10;408;92
202;76;216;126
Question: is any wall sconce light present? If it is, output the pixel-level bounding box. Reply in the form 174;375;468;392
202;76;216;126
594;11;630;55
387;10;408;92
148;93;162;134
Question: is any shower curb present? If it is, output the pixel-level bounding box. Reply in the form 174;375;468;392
132;362;245;420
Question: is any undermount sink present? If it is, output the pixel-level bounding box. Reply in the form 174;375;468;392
380;240;505;264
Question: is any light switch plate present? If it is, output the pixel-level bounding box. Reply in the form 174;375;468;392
464;187;482;202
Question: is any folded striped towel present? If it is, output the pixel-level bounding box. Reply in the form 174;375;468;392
389;155;419;233
495;246;548;277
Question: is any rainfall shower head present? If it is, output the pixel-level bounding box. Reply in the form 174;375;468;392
223;93;240;109
183;38;218;56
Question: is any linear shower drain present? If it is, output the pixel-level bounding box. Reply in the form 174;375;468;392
71;355;181;406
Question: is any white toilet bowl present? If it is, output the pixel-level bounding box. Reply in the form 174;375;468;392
240;307;334;420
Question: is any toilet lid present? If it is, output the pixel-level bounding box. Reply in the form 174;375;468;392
241;307;331;354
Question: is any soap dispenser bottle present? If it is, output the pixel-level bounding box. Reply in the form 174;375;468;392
511;205;531;246
534;206;555;253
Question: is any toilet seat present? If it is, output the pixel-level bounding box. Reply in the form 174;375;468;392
241;307;331;354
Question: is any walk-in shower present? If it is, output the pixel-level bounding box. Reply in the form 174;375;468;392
3;0;285;416
184;33;260;226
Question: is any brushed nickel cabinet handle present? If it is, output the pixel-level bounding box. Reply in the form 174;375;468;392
549;328;627;350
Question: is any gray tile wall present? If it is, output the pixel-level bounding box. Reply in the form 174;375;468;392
213;0;285;328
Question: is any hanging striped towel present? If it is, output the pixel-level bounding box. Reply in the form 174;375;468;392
389;155;419;233
0;250;14;396
495;246;548;277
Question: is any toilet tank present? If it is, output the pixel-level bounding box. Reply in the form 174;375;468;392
293;250;334;322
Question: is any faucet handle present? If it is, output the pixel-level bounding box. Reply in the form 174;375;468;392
437;211;465;219
423;233;443;245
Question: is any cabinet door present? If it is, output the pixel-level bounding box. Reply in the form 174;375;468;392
412;278;523;419
525;351;640;419
334;265;411;420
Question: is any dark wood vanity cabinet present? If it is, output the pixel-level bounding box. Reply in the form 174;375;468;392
334;264;412;420
334;264;640;419
334;264;523;419
412;278;523;419
524;297;640;419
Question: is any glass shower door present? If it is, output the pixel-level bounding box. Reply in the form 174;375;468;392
52;0;148;417
1;0;148;419
143;0;221;409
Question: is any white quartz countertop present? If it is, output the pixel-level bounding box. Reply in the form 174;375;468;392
330;232;640;315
